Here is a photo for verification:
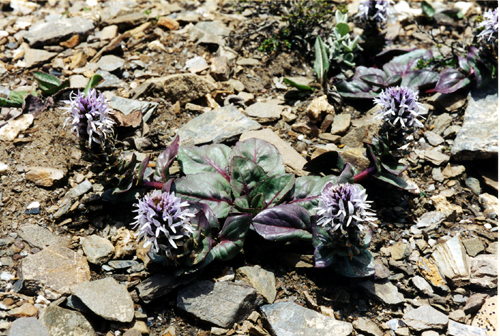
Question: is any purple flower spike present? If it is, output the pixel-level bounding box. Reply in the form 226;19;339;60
316;183;377;233
357;0;395;24
373;86;426;130
478;8;498;42
63;89;114;147
132;190;195;257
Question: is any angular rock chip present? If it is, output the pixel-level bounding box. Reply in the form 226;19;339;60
402;305;448;331
158;73;216;105
246;101;284;122
39;304;95;336
236;266;276;303
24;49;57;68
80;235;115;265
177;280;259;328
359;280;404;305
21;245;90;294
72;277;134;322
178;105;260;146
24;17;95;47
470;254;498;289
7;317;50;336
448;320;487;336
26;166;65;187
261;301;352;336
431;235;471;286
352;317;383;336
18;224;70;249
0;114;34;141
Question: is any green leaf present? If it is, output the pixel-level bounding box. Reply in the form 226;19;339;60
250;193;264;210
230;138;285;176
0;97;21;107
173;172;232;218
212;214;252;261
252;204;312;242
336;22;350;37
372;172;415;190
230;156;267;198
249;174;294;208
41;80;69;96
10;91;28;105
314;36;329;85
283;78;314;92
177;144;231;180
421;1;435;17
83;74;104;96
291;176;338;214
33;71;61;90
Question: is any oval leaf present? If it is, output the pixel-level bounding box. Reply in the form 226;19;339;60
154;136;179;182
252;204;312;242
400;70;440;90
230;138;285;176
177;143;231;180
33;71;61;89
336;22;350;37
250;174;294;208
83;74;104;96
230;156;267;198
434;68;470;94
314;36;329;85
291;175;338;214
283;78;314;92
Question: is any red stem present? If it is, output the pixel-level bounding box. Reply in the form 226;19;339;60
353;166;377;183
143;181;165;189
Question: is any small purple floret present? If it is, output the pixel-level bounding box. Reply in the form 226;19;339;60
316;183;377;232
132;190;195;256
357;0;395;23
478;8;498;42
63;89;114;147
373;86;426;130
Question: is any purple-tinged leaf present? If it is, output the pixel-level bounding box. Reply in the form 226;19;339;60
230;156;267;198
303;151;346;175
400;70;440;90
372;172;414;190
360;74;386;86
112;169;134;194
252;204;311;241
384;74;401;86
312;223;335;268
230;138;285;176
249;174;294;208
177;143;231;180
434;68;471;94
136;156;150;186
154;136;180;182
381;162;407;176
354;66;387;79
338;163;357;184
212;214;252;261
458;56;471;74
172;172;232;218
291;175;338;214
233;196;261;215
333;250;375;277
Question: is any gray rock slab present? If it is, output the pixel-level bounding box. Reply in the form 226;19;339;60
24;17;95;47
431;235;471;286
24;48;57;68
236;266;276;303
352;317;383;336
194;21;232;36
21;245;90;295
431;113;453;135
466;177;482;195
452;84;498;160
464;293;488;315
424;149;450;166
108;96;158;123
96;70;125;89
424;131;445;146
136;273;196;304
331;114;351;135
402;305;448;331
359;280;404;305
18;224;70;249
417;211;446;229
462;237;485;257
470;254;498;289
411;276;434;295
177;280;259;328
8;317;50;336
260;301;352;336
97;55;125;72
72;277;134;322
64;180;92;200
448;320;487;336
158;73;216;105
80;235;114;265
240;128;307;175
341;123;379;148
178;105;260;146
39;304;95;336
245;102;284;122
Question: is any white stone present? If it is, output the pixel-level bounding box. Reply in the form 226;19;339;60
0;114;34;141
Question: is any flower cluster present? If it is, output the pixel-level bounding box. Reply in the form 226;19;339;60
373;86;426;130
132;190;195;257
316;183;377;232
478;8;498;42
357;0;395;24
63;89;114;147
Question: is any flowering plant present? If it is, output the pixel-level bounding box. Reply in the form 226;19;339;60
477;8;498;42
356;0;395;25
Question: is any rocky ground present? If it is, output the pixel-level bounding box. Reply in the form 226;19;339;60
0;1;498;336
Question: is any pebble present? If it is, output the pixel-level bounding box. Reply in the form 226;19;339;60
80;235;115;265
466;177;482;195
236;266;276;303
402;305;448;331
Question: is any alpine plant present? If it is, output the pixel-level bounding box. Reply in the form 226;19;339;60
132;190;195;259
477;8;498;42
357;0;395;24
373;86;426;131
63;89;114;147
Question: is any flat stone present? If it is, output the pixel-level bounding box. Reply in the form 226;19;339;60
261;301;352;336
431;113;453;135
97;55;125;72
177;280;259;328
424;131;444;146
8;303;38;318
421;331;440;336
245;101;284;122
18;224;70;249
390;241;411;260
448;320;487;336
69;75;89;88
24;17;95;47
0;162;9;174
236;266;276;303
424;149;450;166
353;317;383;336
331;114;351;135
452;84;498;160
292;122;320;137
178;105;260;146
373;259;390;280
80;235;114;265
441;164;466;179
210;56;230;81
432;168;445;182
99;25;118;40
72;277;134;322
472;296;498;336
411;276;434;295
108;260;140;270
466;177;482;195
95;70;125;89
359;280;404;305
136;273;195;304
449;310;467;323
154;73;215;105
7;317;50;336
462;237;485;257
479;193;498;218
24;48;57;68
108;96;158;122
417;257;450;292
341;123;379;148
402;305;448;331
443;125;462;139
39;304;95;336
236;58;261;66
486;241;498;254
184;56;208;74
25;166;65;187
64;180;92;200
464;293;488;315
430;195;463;219
21;245;90;294
107;13;147;28
157;17;179;30
306;95;334;123
431;235;471;286
0;114;34;141
194;21;232;36
240;128;307;175
416;211;446;229
470;254;497;289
